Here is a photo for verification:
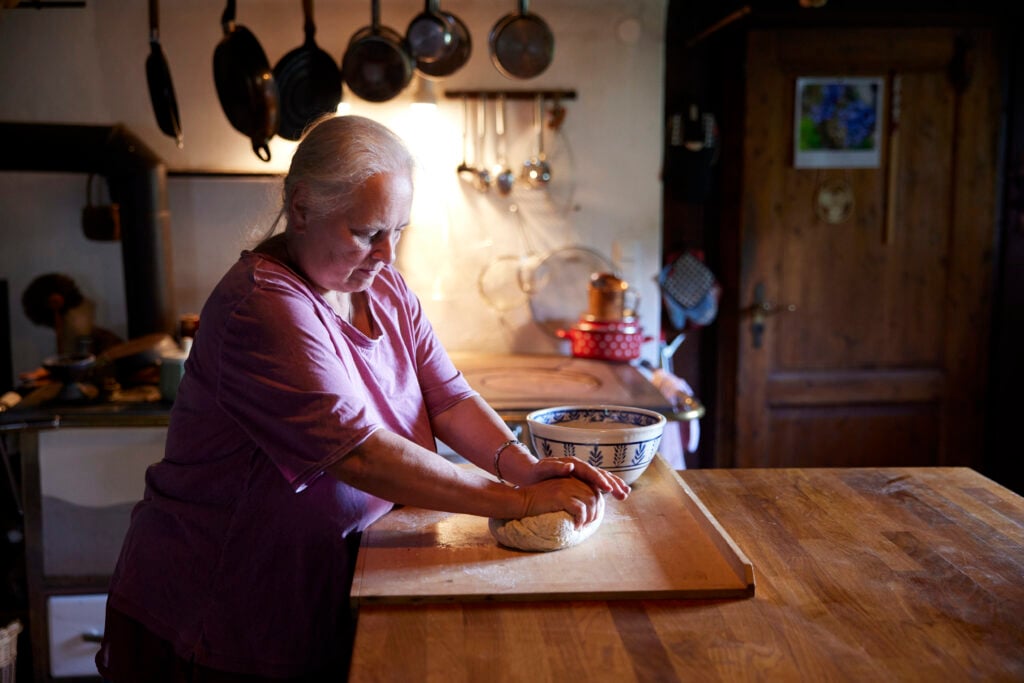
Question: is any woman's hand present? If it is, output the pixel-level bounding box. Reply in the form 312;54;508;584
517;475;607;528
522;456;631;502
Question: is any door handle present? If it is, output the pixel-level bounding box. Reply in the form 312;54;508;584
743;282;796;348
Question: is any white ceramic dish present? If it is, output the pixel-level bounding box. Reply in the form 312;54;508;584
526;404;666;484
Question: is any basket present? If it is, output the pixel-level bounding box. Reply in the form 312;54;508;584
0;620;20;682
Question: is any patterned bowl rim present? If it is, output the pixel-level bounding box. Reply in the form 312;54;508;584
525;404;667;429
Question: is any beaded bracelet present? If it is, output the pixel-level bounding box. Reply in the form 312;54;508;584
493;438;524;485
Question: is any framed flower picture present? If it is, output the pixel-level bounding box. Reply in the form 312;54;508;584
794;76;884;169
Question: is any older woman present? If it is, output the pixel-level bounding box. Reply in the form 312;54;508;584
96;114;629;682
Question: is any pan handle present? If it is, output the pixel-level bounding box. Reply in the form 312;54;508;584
149;0;159;41
252;140;271;162
221;0;236;34
303;0;315;42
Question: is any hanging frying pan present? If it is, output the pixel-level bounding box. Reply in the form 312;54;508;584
414;2;471;80
489;0;554;80
342;0;414;103
145;0;183;147
274;0;343;141
213;0;279;161
405;0;451;65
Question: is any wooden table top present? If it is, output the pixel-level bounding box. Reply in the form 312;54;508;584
347;467;1024;682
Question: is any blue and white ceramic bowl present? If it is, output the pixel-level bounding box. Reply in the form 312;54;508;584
526;405;667;485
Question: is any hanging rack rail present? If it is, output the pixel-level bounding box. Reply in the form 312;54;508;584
443;89;576;101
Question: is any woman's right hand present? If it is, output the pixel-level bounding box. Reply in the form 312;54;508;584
516;476;605;528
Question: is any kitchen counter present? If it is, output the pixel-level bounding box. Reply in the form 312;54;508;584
347;467;1024;682
0;401;171;432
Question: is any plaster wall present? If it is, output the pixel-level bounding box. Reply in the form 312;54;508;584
0;0;666;375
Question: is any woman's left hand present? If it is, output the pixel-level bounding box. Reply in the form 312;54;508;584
524;457;631;501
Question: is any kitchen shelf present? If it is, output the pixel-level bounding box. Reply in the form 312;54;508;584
11;1;86;8
443;89;576;101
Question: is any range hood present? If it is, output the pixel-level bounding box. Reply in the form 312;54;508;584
0;122;176;339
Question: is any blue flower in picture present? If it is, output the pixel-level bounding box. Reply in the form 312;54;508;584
800;80;879;151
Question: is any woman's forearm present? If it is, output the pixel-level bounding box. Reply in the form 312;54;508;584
327;428;529;519
431;395;540;485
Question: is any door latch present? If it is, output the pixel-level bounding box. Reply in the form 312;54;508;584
743;282;797;348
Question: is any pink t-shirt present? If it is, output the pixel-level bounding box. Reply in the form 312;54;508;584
105;252;475;677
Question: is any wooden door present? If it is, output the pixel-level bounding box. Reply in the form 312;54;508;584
734;27;1000;468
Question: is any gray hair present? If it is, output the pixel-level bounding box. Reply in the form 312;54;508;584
263;114;415;237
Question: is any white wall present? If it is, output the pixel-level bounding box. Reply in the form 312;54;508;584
0;0;666;375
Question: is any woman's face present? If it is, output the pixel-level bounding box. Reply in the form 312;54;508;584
288;172;413;294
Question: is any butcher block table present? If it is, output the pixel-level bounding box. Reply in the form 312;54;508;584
347;466;1024;682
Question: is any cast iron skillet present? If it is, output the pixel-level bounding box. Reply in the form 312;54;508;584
489;0;554;80
414;1;471;79
342;0;414;103
145;0;183;147
274;0;343;141
213;0;279;161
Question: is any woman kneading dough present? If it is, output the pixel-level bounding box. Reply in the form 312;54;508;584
96;114;629;683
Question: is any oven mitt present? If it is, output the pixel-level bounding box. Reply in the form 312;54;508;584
660;252;715;308
658;252;719;330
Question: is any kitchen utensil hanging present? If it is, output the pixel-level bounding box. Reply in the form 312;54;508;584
457;95;476;184
405;0;452;65
527;245;614;338
447;89;576;199
541;96;576;214
342;0;414;103
478;254;530;316
273;0;342;141
494;94;515;196
213;0;279;161
510;204;546;294
489;0;554;80
412;0;471;79
145;0;183;148
522;93;551;188
474;95;492;192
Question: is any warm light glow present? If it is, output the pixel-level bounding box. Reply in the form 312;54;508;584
336;100;352;116
410;75;437;111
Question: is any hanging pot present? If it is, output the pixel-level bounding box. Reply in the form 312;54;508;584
145;0;183;147
405;0;452;65
415;3;471;80
273;0;343;141
213;0;279;161
342;0;414;103
489;0;554;80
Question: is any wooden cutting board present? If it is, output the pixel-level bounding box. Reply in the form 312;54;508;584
351;456;755;605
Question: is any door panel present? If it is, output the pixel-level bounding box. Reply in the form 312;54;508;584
767;404;941;468
736;27;999;469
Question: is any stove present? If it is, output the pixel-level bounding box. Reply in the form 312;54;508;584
448;352;672;423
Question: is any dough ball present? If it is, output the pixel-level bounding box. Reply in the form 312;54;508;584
489;494;605;552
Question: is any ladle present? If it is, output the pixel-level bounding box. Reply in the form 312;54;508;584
474;95;492;192
522;93;551;188
494;94;515;196
457;95;476;184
